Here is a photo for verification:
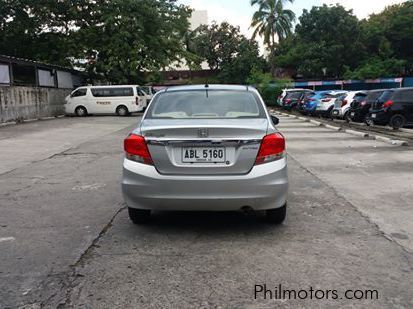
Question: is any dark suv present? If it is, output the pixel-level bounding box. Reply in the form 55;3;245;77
348;89;385;123
368;88;413;129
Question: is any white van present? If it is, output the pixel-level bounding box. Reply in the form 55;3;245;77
65;85;147;117
139;86;157;104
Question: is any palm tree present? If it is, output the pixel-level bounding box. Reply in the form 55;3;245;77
250;0;295;75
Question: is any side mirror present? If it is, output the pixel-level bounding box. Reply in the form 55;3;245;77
271;115;279;125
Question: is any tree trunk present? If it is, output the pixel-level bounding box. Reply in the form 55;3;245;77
270;31;276;77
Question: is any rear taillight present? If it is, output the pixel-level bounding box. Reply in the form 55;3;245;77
341;100;348;107
285;99;292;104
255;133;286;165
383;100;394;108
124;134;153;165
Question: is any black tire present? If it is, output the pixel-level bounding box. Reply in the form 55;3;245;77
75;106;87;117
389;114;405;130
128;207;151;224
343;111;350;123
116;105;129;116
266;204;287;224
365;117;374;126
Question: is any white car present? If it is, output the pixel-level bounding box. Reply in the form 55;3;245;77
139;86;157;104
331;91;367;119
65;85;147;117
315;91;348;116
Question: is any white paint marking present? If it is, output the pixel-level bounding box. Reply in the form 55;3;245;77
0;237;15;243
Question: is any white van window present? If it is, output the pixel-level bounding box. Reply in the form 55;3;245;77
91;87;134;97
71;88;87;97
137;87;147;96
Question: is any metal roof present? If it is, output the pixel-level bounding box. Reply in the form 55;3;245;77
0;54;80;73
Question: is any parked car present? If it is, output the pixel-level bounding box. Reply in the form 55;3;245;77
297;91;315;113
282;89;313;110
348;89;386;123
122;84;288;224
65;85;146;117
303;91;333;115
367;87;413;129
278;88;311;107
331;91;367;120
315;90;348;117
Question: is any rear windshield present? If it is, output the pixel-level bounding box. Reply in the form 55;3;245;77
365;91;384;103
286;92;303;99
377;90;394;102
146;90;265;119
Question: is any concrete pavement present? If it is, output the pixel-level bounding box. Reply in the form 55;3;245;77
0;115;412;308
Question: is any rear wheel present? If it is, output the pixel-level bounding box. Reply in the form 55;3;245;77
266;204;287;224
344;111;351;123
389;114;405;130
116;105;129;116
75;106;87;117
365;117;374;126
128;207;151;224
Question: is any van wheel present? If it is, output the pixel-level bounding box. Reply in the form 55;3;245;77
128;207;151;224
75;106;87;117
266;204;287;224
389;114;405;130
116;105;129;116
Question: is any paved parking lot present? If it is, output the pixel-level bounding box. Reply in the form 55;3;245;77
0;116;412;308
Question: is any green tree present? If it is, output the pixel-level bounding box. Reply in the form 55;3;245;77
275;4;363;79
192;22;245;71
250;0;295;75
190;22;265;84
360;1;413;75
0;0;192;83
218;38;266;84
74;0;191;83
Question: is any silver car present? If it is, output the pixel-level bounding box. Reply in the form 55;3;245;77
122;85;288;224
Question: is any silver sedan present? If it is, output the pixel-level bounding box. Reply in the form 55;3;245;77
122;85;288;223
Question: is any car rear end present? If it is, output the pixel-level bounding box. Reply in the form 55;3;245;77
315;93;338;116
122;85;288;218
282;91;303;110
350;90;383;122
297;92;315;113
367;90;396;125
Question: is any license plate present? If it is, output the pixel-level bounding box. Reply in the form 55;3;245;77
333;110;339;115
182;147;226;163
351;112;355;117
372;114;377;118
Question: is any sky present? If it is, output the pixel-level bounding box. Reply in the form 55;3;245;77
178;0;406;39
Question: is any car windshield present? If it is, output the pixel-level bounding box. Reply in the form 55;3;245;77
377;90;394;102
365;91;384;103
286;92;303;99
147;90;265;119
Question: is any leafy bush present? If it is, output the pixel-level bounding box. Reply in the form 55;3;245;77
247;67;291;106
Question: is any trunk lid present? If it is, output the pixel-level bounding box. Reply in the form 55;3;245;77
140;119;268;175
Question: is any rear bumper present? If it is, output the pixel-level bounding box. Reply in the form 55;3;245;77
369;110;390;124
122;158;288;211
349;108;366;121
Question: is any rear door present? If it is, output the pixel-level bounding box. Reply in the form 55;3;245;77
140;89;269;175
